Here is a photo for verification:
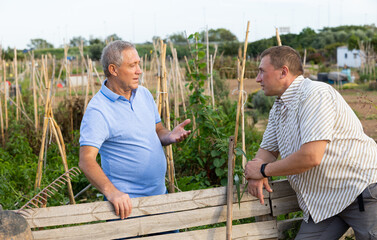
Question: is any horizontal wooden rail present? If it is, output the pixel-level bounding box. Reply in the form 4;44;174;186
17;179;299;240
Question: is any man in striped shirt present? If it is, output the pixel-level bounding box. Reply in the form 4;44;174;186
245;46;377;239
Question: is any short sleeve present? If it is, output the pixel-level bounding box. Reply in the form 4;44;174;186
299;88;335;145
260;106;279;152
79;108;110;149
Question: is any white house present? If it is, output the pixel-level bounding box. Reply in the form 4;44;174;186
337;46;364;68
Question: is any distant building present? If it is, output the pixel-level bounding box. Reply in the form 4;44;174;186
337;46;364;68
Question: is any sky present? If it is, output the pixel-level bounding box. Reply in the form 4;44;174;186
0;0;376;49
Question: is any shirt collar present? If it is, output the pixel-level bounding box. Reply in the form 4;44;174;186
100;79;137;102
278;75;305;107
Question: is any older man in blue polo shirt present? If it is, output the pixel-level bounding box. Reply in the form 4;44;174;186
79;40;191;220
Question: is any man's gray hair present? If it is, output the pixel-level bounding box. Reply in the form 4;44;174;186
101;40;135;77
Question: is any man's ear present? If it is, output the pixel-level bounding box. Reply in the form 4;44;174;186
280;65;289;78
108;64;118;77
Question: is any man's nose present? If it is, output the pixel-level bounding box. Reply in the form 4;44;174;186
256;73;261;82
136;65;142;74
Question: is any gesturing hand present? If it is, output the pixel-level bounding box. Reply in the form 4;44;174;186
168;119;191;143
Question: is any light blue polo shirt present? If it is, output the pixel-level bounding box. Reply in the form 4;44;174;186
79;80;167;198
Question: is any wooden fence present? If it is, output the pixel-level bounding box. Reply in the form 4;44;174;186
19;179;301;240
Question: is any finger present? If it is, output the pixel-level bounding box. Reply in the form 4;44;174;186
126;199;132;218
123;201;129;219
179;119;191;128
119;203;125;219
257;186;264;205
113;202;120;217
264;180;273;193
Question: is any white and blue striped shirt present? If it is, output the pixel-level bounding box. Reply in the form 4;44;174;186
261;75;377;223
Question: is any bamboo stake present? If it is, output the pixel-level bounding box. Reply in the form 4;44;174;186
169;42;179;125
303;48;307;69
276;27;282;46
92;64;103;85
226;136;235;240
210;55;215;106
83;60;90;114
14;48;20;121
143;53;148;88
50;117;75;204
206;26;210;95
229;21;250;238
0;82;4;146
156;40;163;115
32;58;39;131
161;43;175;193
88;57;95;97
234;21;250;145
174;49;187;118
3;61;8;131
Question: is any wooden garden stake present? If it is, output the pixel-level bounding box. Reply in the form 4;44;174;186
14;48;19;121
0;85;4;146
161;43;175;193
3;61;8;131
276;27;282;46
210;55;215;107
303;48;307;68
226;136;235;240
206;26;210;95
229;21;250;238
234;21;250;145
32;58;39;131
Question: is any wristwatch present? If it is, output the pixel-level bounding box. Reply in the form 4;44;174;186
260;163;269;178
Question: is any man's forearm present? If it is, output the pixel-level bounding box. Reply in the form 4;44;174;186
157;128;172;146
255;148;279;163
264;140;327;177
79;159;118;197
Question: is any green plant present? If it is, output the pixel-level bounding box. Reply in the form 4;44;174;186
173;32;264;189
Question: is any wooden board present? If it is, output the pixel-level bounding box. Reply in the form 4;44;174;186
141;220;278;240
22;185;268;228
271;195;300;217
269;179;296;199
32;201;270;240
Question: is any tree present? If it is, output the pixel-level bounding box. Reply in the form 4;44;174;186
27;38;54;49
105;34;122;43
70;36;88;47
348;34;360;50
89;37;104;45
203;28;238;42
167;32;186;43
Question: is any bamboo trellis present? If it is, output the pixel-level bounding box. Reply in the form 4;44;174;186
160;42;175;193
34;55;75;205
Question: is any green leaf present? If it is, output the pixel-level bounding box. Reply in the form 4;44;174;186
200;74;207;80
198;62;206;69
198;51;205;58
188;34;194;39
213;158;225;168
235;147;248;160
215;167;224;177
211;150;221;157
